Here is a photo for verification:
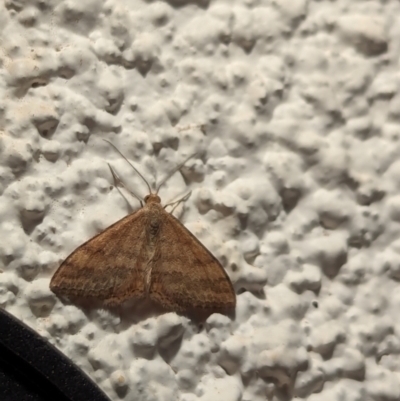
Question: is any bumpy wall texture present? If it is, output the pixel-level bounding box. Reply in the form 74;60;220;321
1;0;400;400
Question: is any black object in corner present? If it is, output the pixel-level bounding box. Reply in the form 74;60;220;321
0;308;111;401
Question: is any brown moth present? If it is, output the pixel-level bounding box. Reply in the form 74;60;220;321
50;142;236;314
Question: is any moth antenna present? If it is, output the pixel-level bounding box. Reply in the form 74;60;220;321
107;163;143;205
103;139;152;194
156;153;197;194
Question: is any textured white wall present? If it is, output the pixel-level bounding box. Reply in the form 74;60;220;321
1;0;400;400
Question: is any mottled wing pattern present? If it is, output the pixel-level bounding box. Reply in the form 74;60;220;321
149;211;236;312
50;208;148;306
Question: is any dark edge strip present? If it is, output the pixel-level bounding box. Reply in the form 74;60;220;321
0;308;111;401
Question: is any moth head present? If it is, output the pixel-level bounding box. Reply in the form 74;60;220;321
144;193;161;204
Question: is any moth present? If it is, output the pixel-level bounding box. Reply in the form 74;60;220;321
50;141;236;315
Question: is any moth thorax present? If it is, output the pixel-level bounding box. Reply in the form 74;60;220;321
144;194;161;204
149;219;160;235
